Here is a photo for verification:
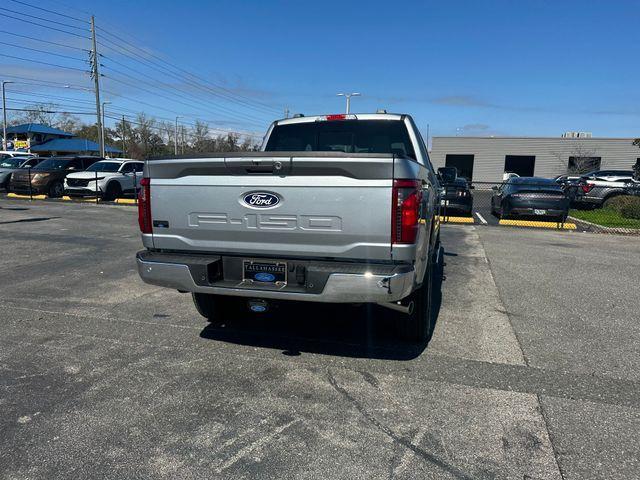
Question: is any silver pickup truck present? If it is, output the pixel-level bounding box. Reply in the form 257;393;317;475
136;113;441;342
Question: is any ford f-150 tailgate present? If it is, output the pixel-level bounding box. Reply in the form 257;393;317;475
144;152;411;262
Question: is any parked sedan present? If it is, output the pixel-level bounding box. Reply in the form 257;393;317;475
65;159;144;200
0;155;43;190
440;177;473;216
10;156;101;197
491;177;570;221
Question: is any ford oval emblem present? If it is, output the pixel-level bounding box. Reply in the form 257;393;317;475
242;192;280;208
254;272;276;282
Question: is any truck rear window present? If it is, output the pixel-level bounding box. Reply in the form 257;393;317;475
265;120;416;159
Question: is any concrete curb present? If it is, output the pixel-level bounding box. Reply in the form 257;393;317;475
567;215;640;235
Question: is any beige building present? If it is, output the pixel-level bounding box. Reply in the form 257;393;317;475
430;136;639;183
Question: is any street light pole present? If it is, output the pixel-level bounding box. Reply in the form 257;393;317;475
101;101;111;157
174;116;182;156
336;92;361;114
2;81;14;150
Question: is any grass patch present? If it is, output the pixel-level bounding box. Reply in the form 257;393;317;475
569;208;640;229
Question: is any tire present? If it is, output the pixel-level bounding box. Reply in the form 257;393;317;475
48;180;64;198
396;257;433;344
103;182;121;201
192;293;241;322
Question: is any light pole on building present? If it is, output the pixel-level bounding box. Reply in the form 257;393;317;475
2;81;14;150
101;101;111;157
336;92;361;114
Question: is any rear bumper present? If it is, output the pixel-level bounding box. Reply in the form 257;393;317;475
504;199;569;217
136;250;416;303
64;186;101;196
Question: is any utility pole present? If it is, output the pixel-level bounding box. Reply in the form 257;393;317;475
90;16;104;158
121;114;126;156
2;81;13;150
284;107;290;119
181;125;185;155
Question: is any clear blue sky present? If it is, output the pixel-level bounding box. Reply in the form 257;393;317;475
2;0;639;140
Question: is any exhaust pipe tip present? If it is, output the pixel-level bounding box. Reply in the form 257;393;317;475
377;300;414;315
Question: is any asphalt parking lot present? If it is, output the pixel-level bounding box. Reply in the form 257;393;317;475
1;199;639;479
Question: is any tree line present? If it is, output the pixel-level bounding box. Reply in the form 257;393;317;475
7;103;261;159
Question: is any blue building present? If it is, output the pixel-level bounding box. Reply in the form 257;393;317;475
4;123;122;156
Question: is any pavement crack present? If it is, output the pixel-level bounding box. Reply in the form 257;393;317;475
326;369;474;480
536;394;567;480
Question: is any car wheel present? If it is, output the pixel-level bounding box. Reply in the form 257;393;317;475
48;180;64;198
396;257;433;344
192;293;242;323
103;182;122;201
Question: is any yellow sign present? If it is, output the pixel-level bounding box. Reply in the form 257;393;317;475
13;140;29;149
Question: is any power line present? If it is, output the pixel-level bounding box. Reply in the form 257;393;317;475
101;73;266;128
6;106;95;115
95;31;281;115
1;73;263;131
0;11;90;39
0;7;89;32
0;74;92;91
7;0;89;24
0;41;89;63
100;61;270;125
8;91;96;105
0;53;89;72
0;30;89;52
99;42;273;120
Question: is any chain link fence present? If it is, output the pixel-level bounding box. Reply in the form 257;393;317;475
440;178;640;235
3;167;139;205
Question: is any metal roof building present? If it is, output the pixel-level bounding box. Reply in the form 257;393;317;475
3;123;121;156
430;136;640;183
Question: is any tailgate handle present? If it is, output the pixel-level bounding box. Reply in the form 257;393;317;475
224;157;292;175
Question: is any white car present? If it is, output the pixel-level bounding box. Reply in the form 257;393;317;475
64;158;144;201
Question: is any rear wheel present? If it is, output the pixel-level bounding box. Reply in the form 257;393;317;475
396;258;433;344
48;180;64;198
192;293;242;322
103;182;121;201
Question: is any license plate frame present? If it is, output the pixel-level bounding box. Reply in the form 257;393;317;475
533;209;547;215
243;260;287;286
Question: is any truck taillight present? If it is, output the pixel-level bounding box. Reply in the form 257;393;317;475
138;177;152;234
392;179;422;244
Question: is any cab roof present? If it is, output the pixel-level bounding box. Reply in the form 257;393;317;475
274;113;406;126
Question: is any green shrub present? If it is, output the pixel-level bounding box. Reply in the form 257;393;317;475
603;195;640;219
620;201;640;219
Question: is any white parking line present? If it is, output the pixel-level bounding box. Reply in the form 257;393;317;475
475;212;488;224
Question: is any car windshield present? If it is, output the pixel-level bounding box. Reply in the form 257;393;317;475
86;162;121;172
33;158;72;170
0;157;23;168
265;120;416;159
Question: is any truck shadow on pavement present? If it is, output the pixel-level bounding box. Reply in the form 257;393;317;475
199;259;445;361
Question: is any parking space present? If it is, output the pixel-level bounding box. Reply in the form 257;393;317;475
1;199;638;478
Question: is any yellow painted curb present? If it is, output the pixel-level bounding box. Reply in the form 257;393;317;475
439;215;475;224
7;193;47;200
499;219;577;230
114;198;137;205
